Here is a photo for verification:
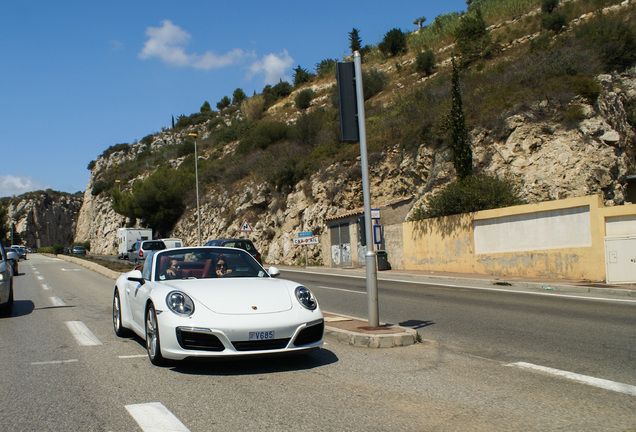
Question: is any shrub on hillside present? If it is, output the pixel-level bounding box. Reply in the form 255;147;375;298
409;174;523;220
293;66;314;88
241;95;266;121
363;69;389;100
541;11;567;33
379;28;408;57
415;50;436;76
295;88;316;110
236;121;289;155
574;9;636;71
316;59;337;78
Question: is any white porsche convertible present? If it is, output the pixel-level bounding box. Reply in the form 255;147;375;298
113;246;324;366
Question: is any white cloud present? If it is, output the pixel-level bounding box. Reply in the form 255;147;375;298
0;175;49;198
139;20;248;70
248;50;295;86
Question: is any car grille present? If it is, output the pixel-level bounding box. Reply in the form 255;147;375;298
176;328;225;351
293;320;324;346
232;338;291;351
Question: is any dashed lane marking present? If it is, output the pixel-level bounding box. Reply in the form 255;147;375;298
65;321;102;346
506;362;636;397
42;284;51;291
31;359;78;366
50;297;66;307
125;402;190;432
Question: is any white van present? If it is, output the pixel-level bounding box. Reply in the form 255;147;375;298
160;238;183;249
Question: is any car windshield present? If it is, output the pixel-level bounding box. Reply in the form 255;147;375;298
154;247;267;281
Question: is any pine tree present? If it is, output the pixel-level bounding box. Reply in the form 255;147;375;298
349;28;361;53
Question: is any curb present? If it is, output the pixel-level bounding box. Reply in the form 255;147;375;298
324;325;419;348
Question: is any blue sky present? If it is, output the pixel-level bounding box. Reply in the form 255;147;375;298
0;0;467;197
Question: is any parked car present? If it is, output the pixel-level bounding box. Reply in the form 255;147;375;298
5;248;19;275
0;243;14;315
204;238;262;263
11;245;27;260
128;240;166;264
112;246;323;366
71;246;87;255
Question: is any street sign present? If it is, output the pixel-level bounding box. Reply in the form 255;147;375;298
239;219;253;232
298;231;313;237
371;208;381;220
293;236;319;246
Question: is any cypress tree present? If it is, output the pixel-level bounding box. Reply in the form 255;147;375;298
449;57;473;179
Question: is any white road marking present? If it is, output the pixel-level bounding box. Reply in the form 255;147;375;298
318;285;365;295
61;268;80;272
37;275;44;280
506;362;636;397
119;354;147;359
284;269;636;304
42;284;51;291
50;297;66;306
125;402;190;432
31;359;78;366
65;321;102;346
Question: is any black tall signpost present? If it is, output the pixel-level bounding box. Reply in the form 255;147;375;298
337;51;379;328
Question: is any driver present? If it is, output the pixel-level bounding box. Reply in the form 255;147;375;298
215;256;233;277
165;259;182;279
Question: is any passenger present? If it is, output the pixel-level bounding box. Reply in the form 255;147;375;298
165;259;182;279
215;256;233;277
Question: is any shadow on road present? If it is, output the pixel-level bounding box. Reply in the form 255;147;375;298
0;299;35;318
399;319;435;330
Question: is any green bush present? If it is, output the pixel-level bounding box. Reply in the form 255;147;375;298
316;59;337;78
293;66;314;88
295;88;316;110
415;50;436;76
409;174;523;220
236;121;289;155
541;0;559;14
216;96;231;110
574;9;636;71
379;28;408;57
454;8;492;65
541;11;568;33
363;69;389;100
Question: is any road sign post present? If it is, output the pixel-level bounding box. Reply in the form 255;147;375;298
354;51;379;328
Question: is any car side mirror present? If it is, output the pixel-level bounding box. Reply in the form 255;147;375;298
268;266;280;278
127;269;145;285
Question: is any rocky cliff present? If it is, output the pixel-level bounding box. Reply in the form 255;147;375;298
74;67;636;265
7;193;83;248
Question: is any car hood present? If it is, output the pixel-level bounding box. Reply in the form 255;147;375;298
161;278;294;314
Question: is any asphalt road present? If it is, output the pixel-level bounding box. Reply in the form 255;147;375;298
0;254;634;431
281;269;636;386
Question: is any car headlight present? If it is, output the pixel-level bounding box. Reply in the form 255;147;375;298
295;286;317;310
166;291;195;316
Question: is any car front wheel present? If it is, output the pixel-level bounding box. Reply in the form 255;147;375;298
145;304;166;366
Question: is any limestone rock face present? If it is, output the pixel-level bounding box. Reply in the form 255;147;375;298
72;70;635;264
7;193;83;248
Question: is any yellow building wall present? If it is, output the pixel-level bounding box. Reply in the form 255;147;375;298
402;195;636;282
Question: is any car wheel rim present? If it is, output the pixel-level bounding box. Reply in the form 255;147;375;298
113;292;121;331
146;308;158;359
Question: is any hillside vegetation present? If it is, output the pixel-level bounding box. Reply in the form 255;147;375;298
88;0;636;234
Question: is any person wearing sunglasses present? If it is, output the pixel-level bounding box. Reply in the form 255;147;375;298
215;255;233;277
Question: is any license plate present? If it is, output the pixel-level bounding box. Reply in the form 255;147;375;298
249;330;275;341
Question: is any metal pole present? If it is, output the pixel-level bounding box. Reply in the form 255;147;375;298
354;51;379;327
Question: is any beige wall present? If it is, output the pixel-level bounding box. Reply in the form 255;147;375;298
397;195;636;282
